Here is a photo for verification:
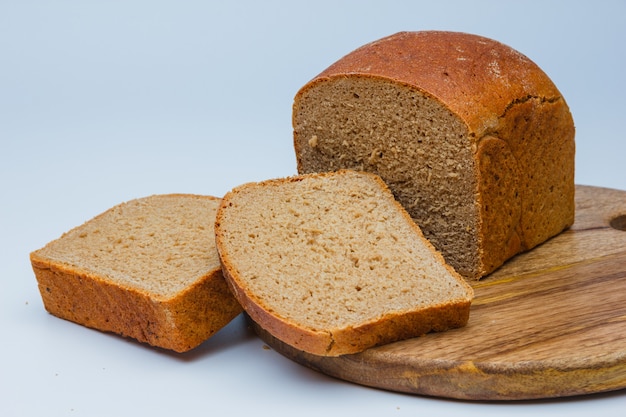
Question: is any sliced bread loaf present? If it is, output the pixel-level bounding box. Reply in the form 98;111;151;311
215;170;473;356
293;31;576;280
30;194;242;352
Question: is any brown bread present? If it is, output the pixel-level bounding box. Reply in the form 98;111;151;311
215;170;473;356
293;31;575;279
30;194;242;352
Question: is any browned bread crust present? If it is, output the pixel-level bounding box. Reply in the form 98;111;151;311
293;31;575;279
30;194;242;352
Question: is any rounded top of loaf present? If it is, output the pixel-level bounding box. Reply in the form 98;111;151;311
297;31;566;137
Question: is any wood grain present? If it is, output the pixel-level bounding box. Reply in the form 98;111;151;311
252;185;626;400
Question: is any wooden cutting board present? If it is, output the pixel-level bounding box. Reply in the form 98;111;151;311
252;185;626;401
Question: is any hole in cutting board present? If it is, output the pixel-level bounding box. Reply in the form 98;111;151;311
609;214;626;231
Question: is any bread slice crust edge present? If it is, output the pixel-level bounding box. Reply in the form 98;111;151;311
215;170;473;356
30;194;243;353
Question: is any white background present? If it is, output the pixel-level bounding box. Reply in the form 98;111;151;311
2;1;625;416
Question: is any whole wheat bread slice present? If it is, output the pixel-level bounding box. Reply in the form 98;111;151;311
30;194;243;352
215;170;473;356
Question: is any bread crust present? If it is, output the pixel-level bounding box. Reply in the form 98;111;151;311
30;194;243;353
299;31;562;136
293;31;575;279
215;170;473;356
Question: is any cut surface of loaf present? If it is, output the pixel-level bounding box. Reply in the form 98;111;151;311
293;31;576;280
30;194;242;353
215;170;473;356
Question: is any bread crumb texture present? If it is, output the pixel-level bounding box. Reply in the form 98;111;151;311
216;170;473;356
30;194;242;352
295;76;480;278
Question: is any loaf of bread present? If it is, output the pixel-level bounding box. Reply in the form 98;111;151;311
215;170;474;356
30;194;243;352
293;31;575;280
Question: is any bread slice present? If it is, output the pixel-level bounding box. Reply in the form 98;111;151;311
293;31;575;280
215;170;473;356
30;194;242;353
